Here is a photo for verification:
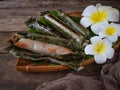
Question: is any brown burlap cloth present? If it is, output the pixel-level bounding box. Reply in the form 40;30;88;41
36;48;120;90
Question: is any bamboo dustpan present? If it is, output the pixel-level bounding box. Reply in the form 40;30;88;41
15;12;120;72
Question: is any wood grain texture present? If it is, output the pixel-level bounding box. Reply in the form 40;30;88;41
0;54;102;90
0;0;119;90
0;0;120;31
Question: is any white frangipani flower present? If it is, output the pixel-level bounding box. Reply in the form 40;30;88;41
80;3;119;34
99;23;120;42
85;36;114;64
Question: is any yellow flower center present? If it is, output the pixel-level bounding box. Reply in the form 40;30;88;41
94;41;107;54
105;27;116;36
91;11;107;23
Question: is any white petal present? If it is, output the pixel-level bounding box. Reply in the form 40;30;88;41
99;30;107;38
100;22;109;30
97;4;112;11
84;45;94;55
103;38;112;47
105;48;114;59
94;54;107;64
90;36;101;44
110;23;120;36
106;8;119;22
96;3;102;8
82;5;96;17
108;34;118;42
91;21;108;34
80;17;93;27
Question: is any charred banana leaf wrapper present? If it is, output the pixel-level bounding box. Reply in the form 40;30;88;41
6;11;90;71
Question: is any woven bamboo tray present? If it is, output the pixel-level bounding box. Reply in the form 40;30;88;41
15;11;120;72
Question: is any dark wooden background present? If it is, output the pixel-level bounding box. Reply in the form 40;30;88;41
0;0;120;90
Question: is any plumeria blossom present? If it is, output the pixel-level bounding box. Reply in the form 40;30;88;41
85;36;114;64
80;3;119;34
99;23;120;42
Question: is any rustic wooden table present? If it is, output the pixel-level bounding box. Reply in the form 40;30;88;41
0;0;120;90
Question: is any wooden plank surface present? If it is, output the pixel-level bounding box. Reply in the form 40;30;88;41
0;0;119;90
0;0;120;31
0;54;102;89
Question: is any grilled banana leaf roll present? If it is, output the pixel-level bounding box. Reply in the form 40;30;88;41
12;37;73;55
56;11;90;38
28;23;54;36
17;32;83;51
25;17;56;36
10;35;85;61
6;44;84;61
5;41;85;71
43;14;86;44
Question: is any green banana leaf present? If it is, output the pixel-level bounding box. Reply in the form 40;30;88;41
5;41;85;71
17;32;83;51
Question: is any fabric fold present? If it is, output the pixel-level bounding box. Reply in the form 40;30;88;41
36;48;120;90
